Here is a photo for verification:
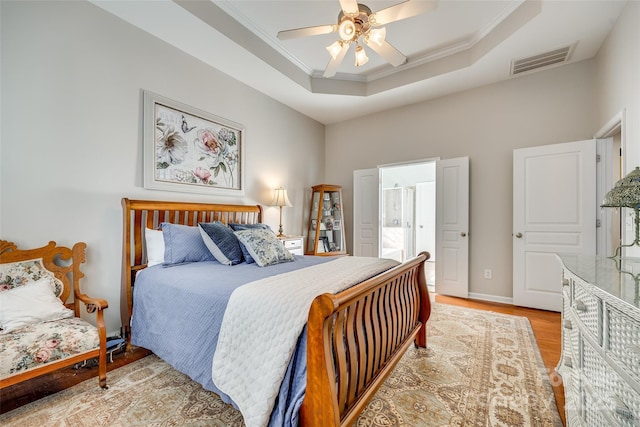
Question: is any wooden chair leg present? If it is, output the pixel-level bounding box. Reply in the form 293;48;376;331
98;353;107;389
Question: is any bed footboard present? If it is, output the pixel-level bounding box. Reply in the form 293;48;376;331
301;251;431;427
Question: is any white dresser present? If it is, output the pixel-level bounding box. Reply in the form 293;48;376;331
557;255;640;426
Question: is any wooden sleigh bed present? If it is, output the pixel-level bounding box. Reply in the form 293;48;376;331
121;197;431;427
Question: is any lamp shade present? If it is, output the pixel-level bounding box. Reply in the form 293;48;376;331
271;187;292;207
601;167;640;209
354;45;369;66
368;27;386;46
326;41;343;60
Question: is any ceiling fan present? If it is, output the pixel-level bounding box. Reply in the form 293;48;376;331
277;0;438;78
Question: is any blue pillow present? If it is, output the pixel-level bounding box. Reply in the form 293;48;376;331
234;228;294;267
229;223;272;232
229;223;272;264
199;222;244;265
161;223;215;266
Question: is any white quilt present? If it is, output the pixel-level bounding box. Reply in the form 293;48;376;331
211;256;399;427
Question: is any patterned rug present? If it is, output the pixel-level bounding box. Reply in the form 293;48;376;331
0;303;563;426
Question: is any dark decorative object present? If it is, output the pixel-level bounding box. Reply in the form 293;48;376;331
601;166;640;258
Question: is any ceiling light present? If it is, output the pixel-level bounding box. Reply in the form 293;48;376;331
326;41;344;60
277;1;435;78
338;19;356;41
367;27;386;46
354;45;369;66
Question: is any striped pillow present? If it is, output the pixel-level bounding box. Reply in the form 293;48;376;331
199;222;244;266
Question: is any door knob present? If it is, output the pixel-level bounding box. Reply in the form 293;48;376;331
460;232;467;237
515;232;523;238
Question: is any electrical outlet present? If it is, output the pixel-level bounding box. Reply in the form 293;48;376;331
484;269;492;279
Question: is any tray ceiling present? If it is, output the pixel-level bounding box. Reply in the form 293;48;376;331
91;0;627;124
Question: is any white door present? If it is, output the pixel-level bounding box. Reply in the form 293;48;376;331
435;157;469;298
415;182;436;257
513;140;596;311
353;168;380;257
404;187;416;259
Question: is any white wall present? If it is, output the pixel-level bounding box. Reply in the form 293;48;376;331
326;1;640;301
2;0;638;324
326;61;598;300
596;0;640;172
1;1;325;334
381;162;436;189
595;1;640;257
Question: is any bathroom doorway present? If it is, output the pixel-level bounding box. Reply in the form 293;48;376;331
354;157;469;297
380;160;436;288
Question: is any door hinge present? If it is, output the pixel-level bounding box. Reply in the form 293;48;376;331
596;219;601;228
596;154;601;163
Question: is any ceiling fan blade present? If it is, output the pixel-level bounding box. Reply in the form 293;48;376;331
364;39;406;67
277;24;337;41
339;0;360;16
371;0;438;26
323;43;350;78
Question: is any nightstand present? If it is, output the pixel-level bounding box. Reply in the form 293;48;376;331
278;235;304;256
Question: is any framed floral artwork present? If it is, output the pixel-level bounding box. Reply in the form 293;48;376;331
143;90;244;195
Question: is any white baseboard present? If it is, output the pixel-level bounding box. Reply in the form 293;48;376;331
429;287;513;305
427;288;513;306
467;292;513;305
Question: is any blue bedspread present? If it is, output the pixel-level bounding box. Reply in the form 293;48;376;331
131;255;332;426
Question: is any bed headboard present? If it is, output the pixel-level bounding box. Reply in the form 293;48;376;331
120;197;262;338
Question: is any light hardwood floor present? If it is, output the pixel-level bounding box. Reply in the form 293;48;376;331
1;296;565;425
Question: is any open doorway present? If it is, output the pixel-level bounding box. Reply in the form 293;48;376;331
354;157;469;298
380;161;436;290
595;111;625;257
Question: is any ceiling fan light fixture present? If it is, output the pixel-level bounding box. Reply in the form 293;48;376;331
367;27;386;46
354;45;369;66
338;19;356;41
326;40;344;60
278;0;431;77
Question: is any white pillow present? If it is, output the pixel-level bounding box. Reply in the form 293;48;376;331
145;228;165;267
0;277;74;333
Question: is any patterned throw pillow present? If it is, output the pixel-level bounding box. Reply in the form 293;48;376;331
161;223;216;266
0;259;64;297
228;223;273;264
199;222;244;266
234;228;294;267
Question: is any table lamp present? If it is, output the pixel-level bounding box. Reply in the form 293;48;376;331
601;166;640;258
271;187;292;237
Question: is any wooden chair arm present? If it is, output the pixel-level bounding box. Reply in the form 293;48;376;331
68;242;108;313
76;294;109;313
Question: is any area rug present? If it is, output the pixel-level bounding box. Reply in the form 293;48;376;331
0;303;563;426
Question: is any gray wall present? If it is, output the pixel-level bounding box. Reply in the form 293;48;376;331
1;1;325;334
2;1;639;331
596;0;640;178
595;0;640;258
325;0;640;301
326;61;597;301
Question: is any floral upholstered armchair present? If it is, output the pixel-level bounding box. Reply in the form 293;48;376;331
0;240;108;389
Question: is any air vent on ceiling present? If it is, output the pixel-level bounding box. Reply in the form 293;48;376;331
510;44;575;76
